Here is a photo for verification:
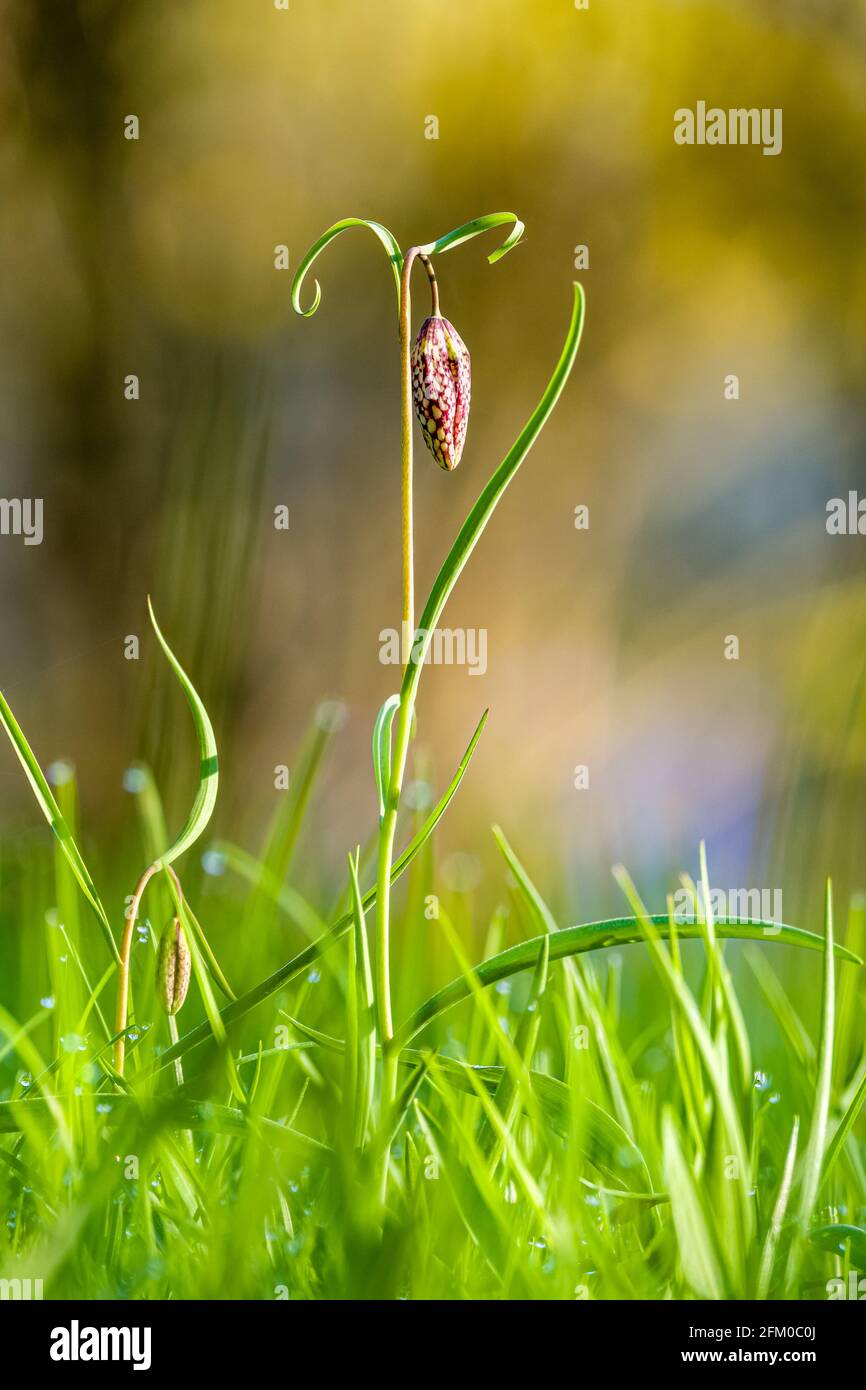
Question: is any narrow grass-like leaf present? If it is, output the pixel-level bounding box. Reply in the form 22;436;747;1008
418;212;525;264
822;1054;866;1188
756;1116;799;1299
398;285;585;715
492;823;636;1135
0;689;118;963
662;1108;726;1300
373;694;400;821
346;848;375;1147
786;880;835;1291
147;598;218;868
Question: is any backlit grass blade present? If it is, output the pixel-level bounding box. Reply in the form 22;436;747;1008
756;1116;799;1299
346;848;375;1147
822;1054;866;1188
150;710;489;1073
483;935;549;1168
786;880;836;1291
662;1108;726;1300
394;912;859;1050
0;689;118;963
147;597;218;868
291;217;403;317
616;867;753;1285
492;823;637;1135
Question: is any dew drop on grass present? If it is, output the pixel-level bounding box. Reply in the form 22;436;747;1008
202;849;226;877
754;1070;771;1091
495;980;511;996
61;1034;86;1053
122;766;147;794
307;968;321;984
47;759;74;787
18;1072;32;1089
96;1103;113;1114
40;995;55;1009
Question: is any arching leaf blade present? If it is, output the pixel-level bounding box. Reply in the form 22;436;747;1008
393;915;860;1050
147;598;219;869
0;689;118;963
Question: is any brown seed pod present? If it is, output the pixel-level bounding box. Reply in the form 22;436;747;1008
411;314;471;471
156;917;191;1016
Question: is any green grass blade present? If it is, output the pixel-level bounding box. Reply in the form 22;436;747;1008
346;848;376;1147
147;598;218;869
822;1054;866;1188
786;880;836;1290
0;689;118;963
756;1116;799;1299
662;1108;726;1300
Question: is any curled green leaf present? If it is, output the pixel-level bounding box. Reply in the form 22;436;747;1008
372;693;400;821
291;217;403;317
418;212;525;264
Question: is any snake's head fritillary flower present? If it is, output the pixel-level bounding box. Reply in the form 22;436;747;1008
156;917;191;1016
411;314;471;471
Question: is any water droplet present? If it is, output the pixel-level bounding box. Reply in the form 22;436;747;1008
48;759;74;787
123;765;147;794
202;849;226;877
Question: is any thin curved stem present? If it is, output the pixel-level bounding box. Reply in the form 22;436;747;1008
114;863;182;1076
377;246;430;1167
419;253;440;316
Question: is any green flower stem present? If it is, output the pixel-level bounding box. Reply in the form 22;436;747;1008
114;862;182;1077
376;246;439;1141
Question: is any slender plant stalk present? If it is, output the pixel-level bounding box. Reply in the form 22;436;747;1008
399;248;417;653
376;248;441;1133
114;862;182;1076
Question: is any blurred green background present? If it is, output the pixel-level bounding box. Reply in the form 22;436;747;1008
1;0;865;950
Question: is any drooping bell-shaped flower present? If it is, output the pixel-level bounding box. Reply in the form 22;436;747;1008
411;314;471;471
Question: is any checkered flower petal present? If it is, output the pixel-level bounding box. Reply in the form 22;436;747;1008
411;314;471;471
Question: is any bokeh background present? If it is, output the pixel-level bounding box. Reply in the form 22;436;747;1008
1;0;865;955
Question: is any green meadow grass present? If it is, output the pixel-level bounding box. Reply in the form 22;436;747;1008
0;719;864;1301
2;216;865;1301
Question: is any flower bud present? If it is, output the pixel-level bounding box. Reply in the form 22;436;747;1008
411;314;471;471
156;917;191;1016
